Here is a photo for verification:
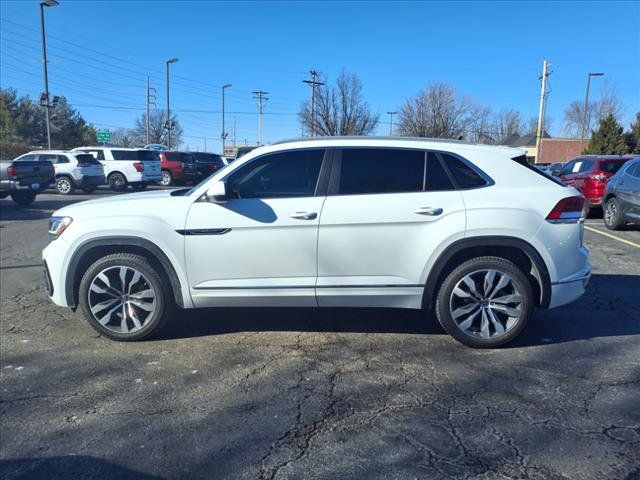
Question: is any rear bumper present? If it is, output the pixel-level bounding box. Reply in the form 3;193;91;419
77;175;105;187
548;263;591;308
4;179;52;191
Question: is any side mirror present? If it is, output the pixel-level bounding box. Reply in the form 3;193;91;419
206;181;227;203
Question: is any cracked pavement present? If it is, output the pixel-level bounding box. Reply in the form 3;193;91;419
1;193;639;480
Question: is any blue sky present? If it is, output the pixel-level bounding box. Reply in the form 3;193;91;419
1;0;639;152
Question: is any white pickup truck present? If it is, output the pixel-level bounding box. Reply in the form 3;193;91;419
72;147;162;192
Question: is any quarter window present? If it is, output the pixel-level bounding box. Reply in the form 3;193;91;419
338;148;424;195
112;150;136;160
226;149;324;199
425;152;455;191
440;153;487;189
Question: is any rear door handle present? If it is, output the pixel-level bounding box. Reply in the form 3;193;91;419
414;207;443;216
289;211;317;220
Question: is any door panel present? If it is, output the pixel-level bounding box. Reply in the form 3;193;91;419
316;191;465;308
184;148;327;307
316;148;466;308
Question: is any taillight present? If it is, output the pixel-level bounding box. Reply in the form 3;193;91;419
546;196;585;223
134;162;144;172
7;165;17;177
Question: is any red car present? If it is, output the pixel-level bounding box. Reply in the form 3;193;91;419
558;155;635;213
157;151;197;186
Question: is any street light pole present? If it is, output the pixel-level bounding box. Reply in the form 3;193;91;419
165;58;178;149
221;84;232;155
39;0;59;149
387;111;397;136
581;72;604;152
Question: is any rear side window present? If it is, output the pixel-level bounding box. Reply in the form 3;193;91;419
181;153;195;163
425;152;455;191
75;154;100;165
56;155;70;164
165;152;181;161
111;150;136;161
440;153;487;188
626;162;640;178
38;154;58;163
16;154;37;162
339;148;424;195
81;150;105;160
600;160;626;174
511;154;565;186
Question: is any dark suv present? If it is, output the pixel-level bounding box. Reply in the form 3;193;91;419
190;152;226;180
603;157;640;230
558;155;634;213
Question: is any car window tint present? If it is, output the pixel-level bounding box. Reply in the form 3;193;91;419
137;150;158;161
165;152;181;161
440;153;487;188
600;160;625;174
628;163;640;179
339;148;424;195
56;155;70;164
38;154;58;162
16;154;37;162
82;150;105;160
181;154;195;163
426;152;455;191
112;150;136;160
226;149;324;199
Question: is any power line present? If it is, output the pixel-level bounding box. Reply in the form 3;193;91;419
302;70;324;137
252;91;269;145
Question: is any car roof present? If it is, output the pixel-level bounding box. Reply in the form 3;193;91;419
74;146;140;151
26;150;72;155
573;155;634;160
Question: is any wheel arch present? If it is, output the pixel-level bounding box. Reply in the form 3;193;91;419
422;236;551;310
65;236;185;310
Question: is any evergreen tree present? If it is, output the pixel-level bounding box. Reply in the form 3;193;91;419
624;112;640;154
584;113;626;155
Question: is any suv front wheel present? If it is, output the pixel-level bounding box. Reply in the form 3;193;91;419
435;256;534;348
78;253;173;341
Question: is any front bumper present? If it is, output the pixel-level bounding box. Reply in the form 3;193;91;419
548;263;592;308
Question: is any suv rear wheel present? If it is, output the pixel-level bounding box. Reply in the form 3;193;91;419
78;253;173;341
56;176;75;195
10;190;36;206
160;170;173;186
435;256;534;348
108;172;127;192
604;197;623;230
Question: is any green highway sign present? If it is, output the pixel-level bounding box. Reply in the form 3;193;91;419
97;130;111;143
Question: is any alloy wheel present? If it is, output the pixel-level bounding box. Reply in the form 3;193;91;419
161;171;171;186
87;266;156;334
604;201;617;226
57;178;72;194
449;269;523;339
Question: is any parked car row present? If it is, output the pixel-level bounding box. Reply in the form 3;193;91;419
537;155;639;230
3;147;228;197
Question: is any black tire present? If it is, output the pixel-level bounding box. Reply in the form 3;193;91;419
160;170;173;187
55;176;75;195
82;186;98;194
108;172;128;192
603;197;624;230
10;190;36;206
435;256;534;348
131;182;148;191
78;253;173;341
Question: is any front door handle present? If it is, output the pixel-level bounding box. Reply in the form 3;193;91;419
289;211;317;220
415;207;443;216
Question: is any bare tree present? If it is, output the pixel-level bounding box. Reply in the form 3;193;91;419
298;71;378;136
491;109;525;143
131;110;183;147
397;83;485;139
563;81;624;138
110;128;137;147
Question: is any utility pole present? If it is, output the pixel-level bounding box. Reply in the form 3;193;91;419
145;76;156;145
581;72;604;152
204;137;207;152
303;70;325;137
233;116;236;147
535;59;550;164
252;90;268;145
387;111;397;136
39;0;59;149
221;84;232;155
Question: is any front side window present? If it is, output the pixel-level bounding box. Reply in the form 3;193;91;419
81;150;105;160
338;148;424;195
600;160;625;174
226;149;324;199
440;153;487;188
627;162;640;179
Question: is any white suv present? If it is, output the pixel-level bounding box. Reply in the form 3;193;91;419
71;147;162;191
43;138;591;347
15;150;105;194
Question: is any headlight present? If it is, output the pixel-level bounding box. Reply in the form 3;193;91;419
48;216;73;240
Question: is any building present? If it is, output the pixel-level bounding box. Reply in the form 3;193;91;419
499;133;583;164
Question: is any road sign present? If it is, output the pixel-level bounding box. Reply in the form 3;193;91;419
97;131;111;143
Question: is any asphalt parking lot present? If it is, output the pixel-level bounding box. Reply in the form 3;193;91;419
1;189;639;480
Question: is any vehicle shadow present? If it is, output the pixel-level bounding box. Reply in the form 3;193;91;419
0;190;114;221
161;274;640;347
0;456;163;480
